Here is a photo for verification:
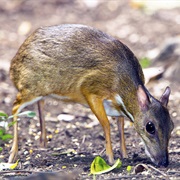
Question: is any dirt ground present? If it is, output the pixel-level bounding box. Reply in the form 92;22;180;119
0;0;179;179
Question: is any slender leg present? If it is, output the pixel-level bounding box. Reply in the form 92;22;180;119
117;116;127;158
8;103;20;163
37;100;47;147
85;94;114;164
9;93;42;163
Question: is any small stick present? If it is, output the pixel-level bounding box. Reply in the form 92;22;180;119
81;135;86;144
147;164;169;180
134;163;169;180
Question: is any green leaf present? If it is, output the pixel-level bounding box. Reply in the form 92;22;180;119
8;121;17;127
0;112;8;118
90;156;110;173
8;111;36;119
0;160;19;170
10;159;19;169
0;128;6;136
26;111;36;118
0;147;2;152
90;156;122;175
0;112;8;121
1;134;13;141
127;165;132;173
140;57;151;68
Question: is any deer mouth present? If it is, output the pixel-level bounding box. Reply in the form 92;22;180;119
144;144;169;167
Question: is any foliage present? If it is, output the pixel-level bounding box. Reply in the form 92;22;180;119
90;156;122;179
127;165;132;173
140;57;151;68
0;111;36;150
0;160;19;170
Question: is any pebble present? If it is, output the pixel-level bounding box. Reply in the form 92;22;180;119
35;135;39;140
54;129;59;134
47;134;52;139
72;138;78;142
18;21;32;36
35;154;41;158
172;111;177;117
80;154;86;157
57;114;75;122
24;151;29;155
24;161;31;166
26;157;31;161
176;130;180;136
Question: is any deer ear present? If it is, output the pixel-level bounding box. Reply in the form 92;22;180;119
160;86;171;107
137;85;150;111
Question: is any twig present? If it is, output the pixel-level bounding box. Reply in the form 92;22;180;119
147;164;169;180
81;135;86;144
133;163;170;180
99;148;105;156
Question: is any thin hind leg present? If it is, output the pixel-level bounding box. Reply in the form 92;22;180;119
38;100;47;147
117;116;127;158
9;93;24;163
9;93;42;163
8;102;19;163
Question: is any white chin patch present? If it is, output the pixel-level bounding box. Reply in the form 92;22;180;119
144;146;155;163
141;138;156;163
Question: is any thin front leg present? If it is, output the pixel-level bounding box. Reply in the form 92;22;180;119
85;94;114;164
38;100;47;147
117;116;127;158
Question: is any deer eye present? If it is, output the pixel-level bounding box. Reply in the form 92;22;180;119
146;122;155;134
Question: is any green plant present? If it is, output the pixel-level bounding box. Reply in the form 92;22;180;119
90;156;122;179
140;57;151;68
0;111;36;150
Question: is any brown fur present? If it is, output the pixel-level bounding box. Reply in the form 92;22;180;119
9;24;173;166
